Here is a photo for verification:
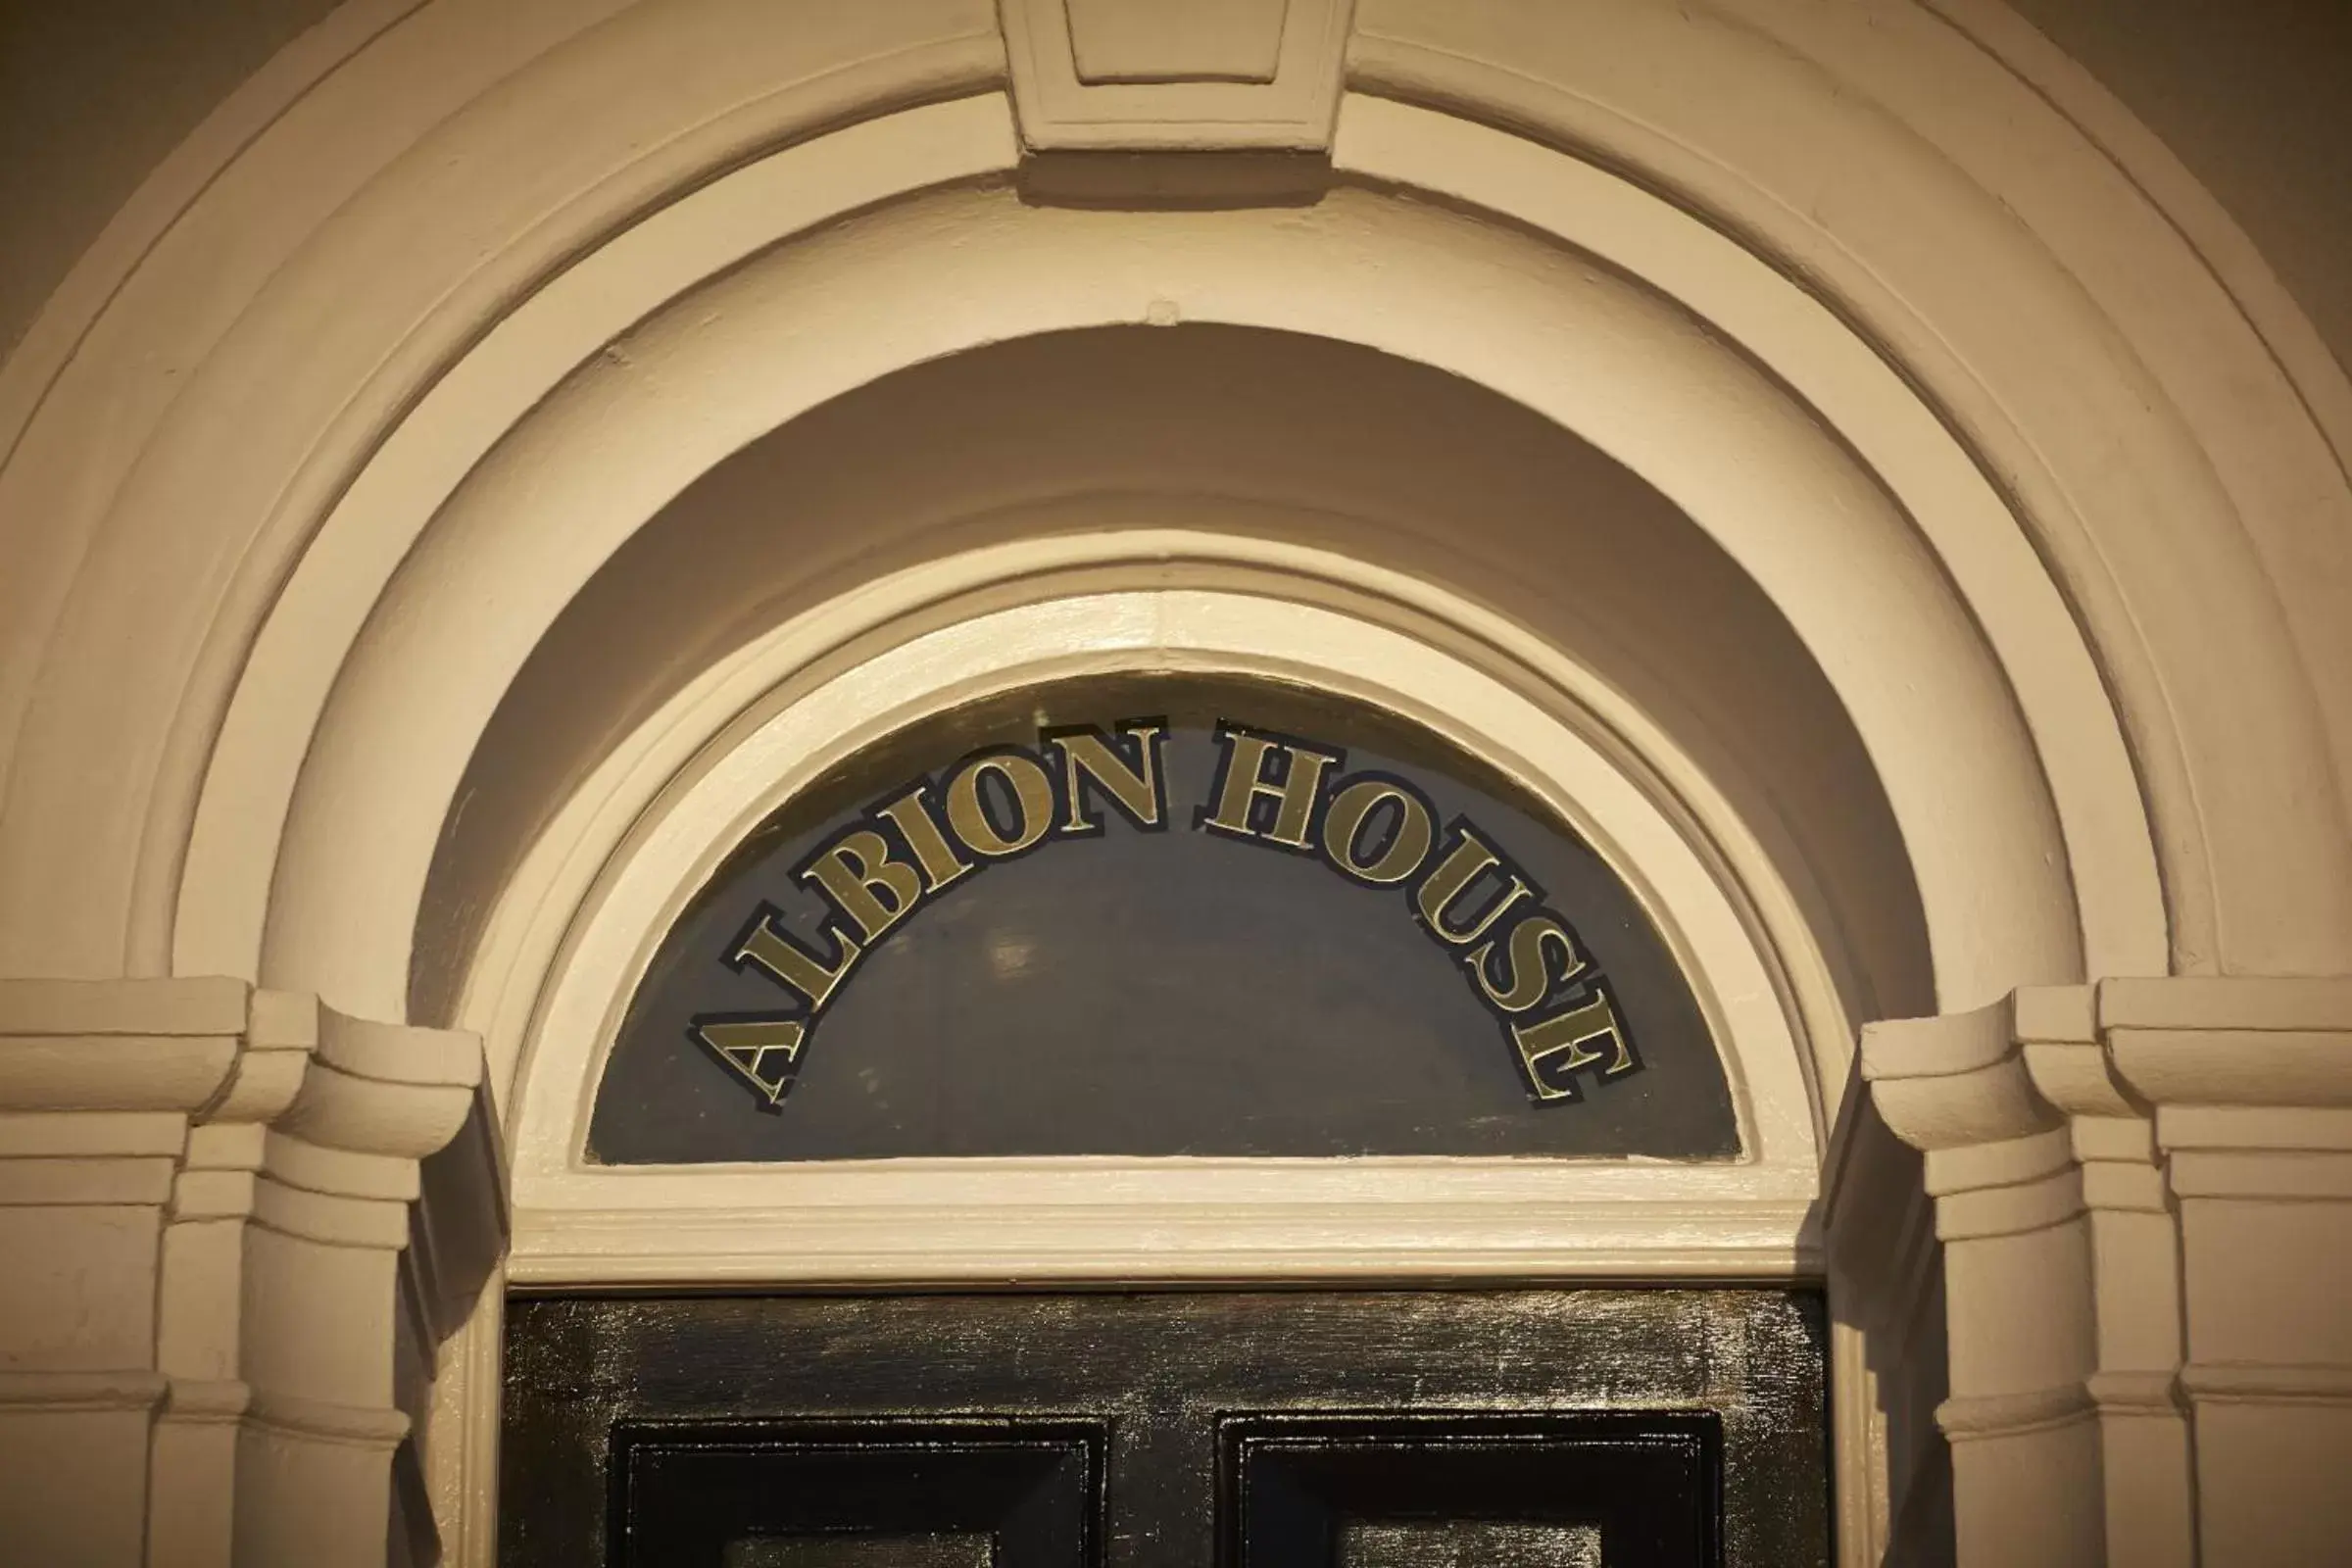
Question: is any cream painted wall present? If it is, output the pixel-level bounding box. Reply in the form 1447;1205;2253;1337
0;0;343;361
2005;0;2352;374
416;324;1935;1039
4;0;2346;376
0;4;2347;1566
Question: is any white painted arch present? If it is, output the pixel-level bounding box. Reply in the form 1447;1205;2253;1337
244;140;2108;1032
2;4;2349;1565
4;3;2332;1029
0;0;2340;1307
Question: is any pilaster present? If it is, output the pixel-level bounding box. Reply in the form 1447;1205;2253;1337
0;979;504;1568
2101;977;2352;1568
1852;976;2352;1567
1823;1075;1950;1567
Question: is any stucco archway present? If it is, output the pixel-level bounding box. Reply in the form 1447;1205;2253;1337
1;4;2347;1566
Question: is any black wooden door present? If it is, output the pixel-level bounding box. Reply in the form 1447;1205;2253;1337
502;1290;1828;1567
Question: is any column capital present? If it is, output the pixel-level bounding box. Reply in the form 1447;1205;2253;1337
0;975;252;1119
2096;975;2352;1115
0;977;506;1568
1860;975;2352;1161
1849;974;2352;1567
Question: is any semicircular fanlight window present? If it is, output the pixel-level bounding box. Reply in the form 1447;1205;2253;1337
588;673;1739;1162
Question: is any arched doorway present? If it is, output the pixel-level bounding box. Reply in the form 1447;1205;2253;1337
2;5;2347;1566
463;315;1888;1558
499;661;1832;1562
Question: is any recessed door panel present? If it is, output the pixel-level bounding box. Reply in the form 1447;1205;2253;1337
1222;1414;1715;1566
614;1422;1101;1567
1340;1520;1603;1567
725;1540;994;1568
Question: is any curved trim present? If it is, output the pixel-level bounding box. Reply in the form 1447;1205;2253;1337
0;0;2336;1008
457;517;1853;1141
255;175;2080;1028
1936;1383;2097;1443
1925;0;2352;481
242;1388;413;1450
1346;0;2352;972
0;0;430;469
498;582;1821;1284
1333;94;2162;989
174;93;1023;986
518;576;1816;1160
138;18;1010;980
0;0;1011;979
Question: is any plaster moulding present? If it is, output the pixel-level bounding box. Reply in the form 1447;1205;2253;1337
0;976;503;1445
176;95;1024;1002
1002;0;1353;150
2099;976;2352;1110
243;173;2089;1038
0;3;2337;1560
1846;972;2352;1565
493;579;1824;1287
1330;95;2159;989
1856;976;2352;1157
0;976;250;1114
1347;0;2352;976
457;516;1849;1125
0;0;2343;1022
0;976;491;1183
0;1;1014;986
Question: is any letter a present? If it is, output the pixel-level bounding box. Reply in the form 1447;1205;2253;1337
691;1014;808;1107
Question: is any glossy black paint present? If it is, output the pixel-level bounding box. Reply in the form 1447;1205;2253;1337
613;1420;1101;1567
502;1290;1828;1568
1223;1412;1717;1566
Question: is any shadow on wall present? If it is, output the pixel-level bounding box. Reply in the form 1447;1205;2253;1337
414;325;1932;1041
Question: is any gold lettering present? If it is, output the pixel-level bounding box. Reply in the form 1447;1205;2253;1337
875;785;972;893
1511;990;1637;1101
1045;723;1167;834
1413;829;1533;945
1320;777;1435;885
1203;730;1337;849
692;1015;808;1106
1468;913;1591;1013
732;911;860;1012
944;752;1056;858
801;828;924;943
